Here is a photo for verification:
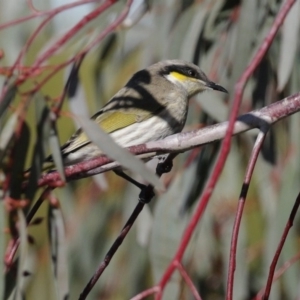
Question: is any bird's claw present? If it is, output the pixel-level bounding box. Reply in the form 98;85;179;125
138;185;155;204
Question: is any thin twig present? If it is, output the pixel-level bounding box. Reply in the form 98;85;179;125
79;201;145;300
176;262;202;300
20;0;133;95
130;286;160;300
226;129;268;297
262;192;300;300
254;251;300;300
30;0;117;72
0;0;97;31
79;154;176;299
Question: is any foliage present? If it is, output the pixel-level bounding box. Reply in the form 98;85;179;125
0;0;300;299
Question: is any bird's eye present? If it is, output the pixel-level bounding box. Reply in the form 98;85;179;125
187;69;196;77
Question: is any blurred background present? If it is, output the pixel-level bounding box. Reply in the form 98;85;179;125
1;0;300;299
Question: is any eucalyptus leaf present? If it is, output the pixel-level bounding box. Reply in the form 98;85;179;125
150;169;191;299
180;3;208;61
78;115;163;190
0;84;17;120
15;210;27;300
0;113;17;164
9;122;29;200
25;97;50;203
48;205;69;300
229;0;258;88
276;149;300;299
167;3;197;59
277;0;300;91
0;113;17;150
49;113;65;182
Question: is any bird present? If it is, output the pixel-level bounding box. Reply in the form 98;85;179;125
54;59;227;168
25;60;228;195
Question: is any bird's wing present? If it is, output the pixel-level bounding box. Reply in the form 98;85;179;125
61;110;137;155
61;90;165;155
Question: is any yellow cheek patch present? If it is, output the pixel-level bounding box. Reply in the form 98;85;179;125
169;71;189;81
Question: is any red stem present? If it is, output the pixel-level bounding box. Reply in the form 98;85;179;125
130;287;160;300
155;0;296;298
11;0;98;72
254;251;300;300
176;262;202;300
31;0;116;72
21;0;133;95
0;0;97;31
262;192;300;299
226;131;267;298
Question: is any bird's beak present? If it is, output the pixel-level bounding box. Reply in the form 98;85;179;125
206;81;228;93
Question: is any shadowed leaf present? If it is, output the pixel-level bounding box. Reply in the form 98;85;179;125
0;84;17;120
182;141;220;213
0;200;5;300
9;122;29;200
66;58;82;98
29;217;44;226
25;97;50;203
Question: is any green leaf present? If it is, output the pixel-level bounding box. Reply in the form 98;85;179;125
149;167;194;299
179;4;208;61
277;0;300;91
15;210;27;300
49;113;65;182
0;113;18;164
25;97;50;203
0;84;17;120
229;0;258;87
48;205;69;300
167;4;197;59
78;115;164;190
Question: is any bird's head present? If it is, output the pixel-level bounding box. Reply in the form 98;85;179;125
154;60;228;97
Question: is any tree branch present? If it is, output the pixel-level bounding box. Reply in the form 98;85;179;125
35;91;300;188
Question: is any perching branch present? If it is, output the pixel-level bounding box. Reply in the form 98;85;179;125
35;91;300;188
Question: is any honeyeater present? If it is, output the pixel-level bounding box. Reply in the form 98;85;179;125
47;59;227;167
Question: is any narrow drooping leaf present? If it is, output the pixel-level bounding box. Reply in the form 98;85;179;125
9;122;29;200
0;200;5;300
180;3;208;61
78;115;163;190
15;210;27;300
182;141;221;213
25;97;50;203
48;204;69;300
122;0;150;28
0;113;18;164
167;4;197;59
0;84;17;120
150;168;194;299
228;0;257;88
66;58;82;98
277;0;300;91
49;113;65;181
